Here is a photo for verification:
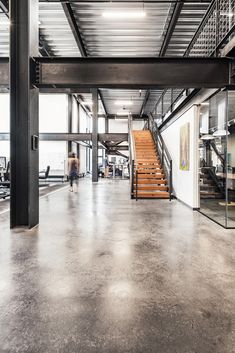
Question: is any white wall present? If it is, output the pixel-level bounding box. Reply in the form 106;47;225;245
109;119;128;133
162;106;199;208
0;94;10;159
72;98;78;133
79;146;87;174
132;120;145;130
39;141;67;172
39;94;68;132
0;94;9;132
39;94;68;172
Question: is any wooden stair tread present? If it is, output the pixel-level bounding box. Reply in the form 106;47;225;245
135;180;167;185
134;186;168;191
133;191;170;198
132;129;170;200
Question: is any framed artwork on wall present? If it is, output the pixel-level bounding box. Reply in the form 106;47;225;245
180;123;190;171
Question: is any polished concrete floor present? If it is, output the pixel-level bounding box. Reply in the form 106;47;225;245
0;179;234;353
200;198;235;228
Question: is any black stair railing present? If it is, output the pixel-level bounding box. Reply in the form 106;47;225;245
128;115;137;199
148;114;173;201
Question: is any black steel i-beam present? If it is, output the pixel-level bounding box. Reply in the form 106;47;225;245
0;132;129;142
92;89;98;182
0;57;233;89
10;0;39;229
33;57;233;89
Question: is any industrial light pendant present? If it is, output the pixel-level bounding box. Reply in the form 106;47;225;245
200;134;215;140
213;129;230;137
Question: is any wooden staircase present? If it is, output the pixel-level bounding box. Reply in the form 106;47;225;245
132;130;170;199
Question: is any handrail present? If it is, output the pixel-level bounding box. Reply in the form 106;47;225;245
149;114;172;164
128;116;137;199
210;141;225;167
148;114;173;201
207;167;225;196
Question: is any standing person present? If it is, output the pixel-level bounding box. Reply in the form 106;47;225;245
68;152;80;192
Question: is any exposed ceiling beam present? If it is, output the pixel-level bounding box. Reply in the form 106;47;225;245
32;57;232;89
159;1;184;57
144;1;184;117
62;3;87;57
39;0;212;3
62;4;110;114
139;90;150;116
39;34;54;57
99;90;108;116
0;0;8;14
0;1;53;57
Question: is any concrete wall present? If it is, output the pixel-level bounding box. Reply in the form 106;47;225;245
162;106;199;208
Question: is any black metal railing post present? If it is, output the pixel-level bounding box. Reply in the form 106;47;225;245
131;160;134;199
136;169;138;201
169;160;173;201
148;113;173;201
162;144;164;168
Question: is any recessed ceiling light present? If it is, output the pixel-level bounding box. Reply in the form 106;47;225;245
102;11;146;19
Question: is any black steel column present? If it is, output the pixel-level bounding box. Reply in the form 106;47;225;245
10;0;39;228
105;116;109;134
77;100;80;158
104;116;109;158
92;88;98;182
68;94;72;154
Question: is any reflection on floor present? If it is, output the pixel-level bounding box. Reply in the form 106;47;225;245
0;183;68;214
200;198;235;228
0;179;234;353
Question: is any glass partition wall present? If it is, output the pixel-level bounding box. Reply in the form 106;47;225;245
199;90;235;228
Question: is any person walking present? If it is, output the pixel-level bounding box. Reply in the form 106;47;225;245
68;152;80;192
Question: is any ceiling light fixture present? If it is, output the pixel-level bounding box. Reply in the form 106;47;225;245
200;134;215;140
213;129;230;137
221;12;234;17
116;111;130;116
102;11;146;19
115;101;133;106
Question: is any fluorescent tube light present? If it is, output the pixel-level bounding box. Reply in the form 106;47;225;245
116;111;130;116
115;101;133;106
221;12;234;17
102;11;146;19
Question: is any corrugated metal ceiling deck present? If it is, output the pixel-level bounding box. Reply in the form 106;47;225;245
0;1;212;116
71;1;172;57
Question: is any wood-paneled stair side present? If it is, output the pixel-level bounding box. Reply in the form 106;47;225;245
132;130;170;199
